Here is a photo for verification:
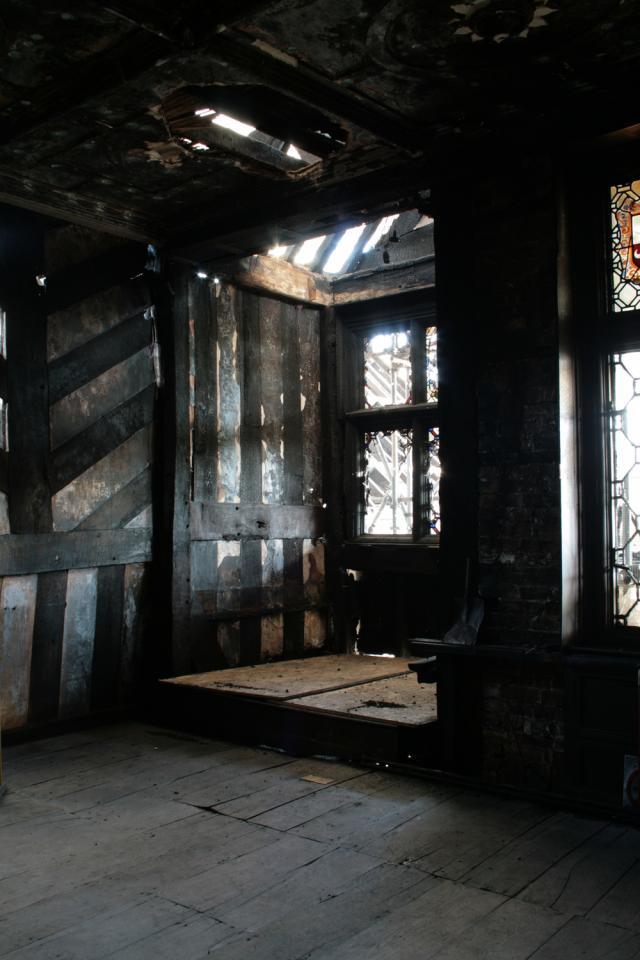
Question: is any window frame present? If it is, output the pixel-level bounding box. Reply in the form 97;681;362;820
572;159;640;649
336;290;439;546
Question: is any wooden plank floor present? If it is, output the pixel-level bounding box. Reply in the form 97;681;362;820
2;723;640;959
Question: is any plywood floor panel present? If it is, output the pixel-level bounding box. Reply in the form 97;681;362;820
287;673;437;725
162;654;413;701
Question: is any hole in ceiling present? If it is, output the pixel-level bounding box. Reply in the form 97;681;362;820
157;85;347;177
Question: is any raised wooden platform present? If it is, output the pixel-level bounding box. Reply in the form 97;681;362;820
158;655;439;765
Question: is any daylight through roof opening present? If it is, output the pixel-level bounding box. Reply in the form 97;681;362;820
266;208;430;277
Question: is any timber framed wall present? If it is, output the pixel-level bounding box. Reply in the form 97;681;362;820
165;268;326;676
0;212;155;733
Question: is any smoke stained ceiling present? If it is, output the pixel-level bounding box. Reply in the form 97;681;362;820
0;0;638;260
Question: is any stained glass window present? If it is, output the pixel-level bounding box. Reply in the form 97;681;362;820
610;180;640;312
583;178;640;636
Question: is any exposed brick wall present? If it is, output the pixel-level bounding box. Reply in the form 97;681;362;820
472;158;561;652
455;155;565;787
482;664;565;791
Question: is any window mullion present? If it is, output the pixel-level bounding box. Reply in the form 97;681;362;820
410;318;425;404
410;318;429;540
413;416;424;541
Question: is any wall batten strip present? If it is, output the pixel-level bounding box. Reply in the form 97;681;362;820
217;284;242;503
192;278;218;503
91;564;125;710
0;575;37;729
260;295;284;504
28;570;68;724
59;568;98;718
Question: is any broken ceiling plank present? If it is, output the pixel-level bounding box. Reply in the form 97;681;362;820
210;29;423;152
172;120;307;176
229;255;332;306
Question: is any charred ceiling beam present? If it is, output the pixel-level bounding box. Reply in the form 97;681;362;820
209;29;424;153
170;159;429;263
0;30;170;149
0;165;160;242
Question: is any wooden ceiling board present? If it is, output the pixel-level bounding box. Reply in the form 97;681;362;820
0;1;639;244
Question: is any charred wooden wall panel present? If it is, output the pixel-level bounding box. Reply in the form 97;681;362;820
173;272;326;673
0;217;155;732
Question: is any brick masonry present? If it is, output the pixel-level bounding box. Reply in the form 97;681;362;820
482;664;565;792
464;155;564;787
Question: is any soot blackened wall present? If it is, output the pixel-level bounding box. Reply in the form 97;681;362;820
166;270;326;676
0;214;155;733
438;154;566;789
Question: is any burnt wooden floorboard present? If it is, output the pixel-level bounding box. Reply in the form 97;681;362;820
1;723;640;959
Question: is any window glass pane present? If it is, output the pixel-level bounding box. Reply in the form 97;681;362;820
363;429;412;535
425;326;438;403
422;426;441;536
611;180;640;312
610;351;640;625
364;330;411;407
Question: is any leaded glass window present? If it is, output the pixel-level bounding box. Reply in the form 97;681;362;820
570;172;640;642
609;352;640;625
611;180;640;312
602;177;640;634
425;326;438;404
364;331;411;408
422;427;441;536
341;310;439;541
364;428;413;535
